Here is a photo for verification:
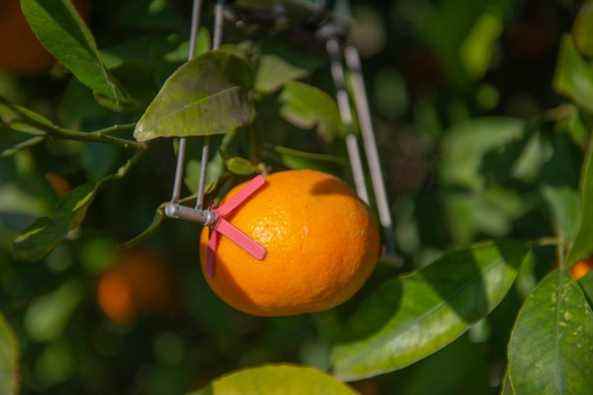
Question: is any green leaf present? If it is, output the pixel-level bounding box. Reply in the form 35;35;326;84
500;370;515;395
1;136;45;157
185;155;225;195
20;0;130;109
121;205;166;249
0;314;19;395
573;2;593;57
255;55;309;93
134;50;255;142
508;270;593;394
567;144;593;265
541;186;580;243
226;157;257;176
330;240;531;381
440;117;525;190
12;181;101;261
25;281;84;342
554;35;593;114
189;364;356;395
274;146;346;171
280;81;343;142
0;184;46;217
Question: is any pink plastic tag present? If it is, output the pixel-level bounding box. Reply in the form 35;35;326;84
205;175;267;277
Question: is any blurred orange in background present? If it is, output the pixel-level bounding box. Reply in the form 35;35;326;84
0;0;90;74
97;248;179;325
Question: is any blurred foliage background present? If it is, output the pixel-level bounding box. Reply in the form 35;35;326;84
0;0;591;394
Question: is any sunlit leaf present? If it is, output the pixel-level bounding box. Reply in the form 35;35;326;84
567;143;593;265
331;240;531;381
0;314;19;395
189;364;356;395
274;146;345;172
440;117;524;190
134;50;255;142
255;55;309;93
226;157;257;176
20;0;130;109
573;2;593;57
25;281;84;342
554;35;593;114
508;270;593;394
280;81;343;142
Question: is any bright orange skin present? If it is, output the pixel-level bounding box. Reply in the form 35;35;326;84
570;259;593;281
199;170;381;317
97;249;177;325
0;0;90;74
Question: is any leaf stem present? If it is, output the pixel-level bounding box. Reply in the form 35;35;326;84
49;125;146;151
1;136;45;157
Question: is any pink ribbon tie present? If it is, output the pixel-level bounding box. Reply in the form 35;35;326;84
206;175;267;277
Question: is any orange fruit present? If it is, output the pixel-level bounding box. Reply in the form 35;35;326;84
570;259;593;281
0;0;90;74
97;248;177;324
199;169;380;316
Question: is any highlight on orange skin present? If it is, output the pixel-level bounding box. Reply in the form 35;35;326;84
97;249;178;325
0;0;90;74
570;259;593;281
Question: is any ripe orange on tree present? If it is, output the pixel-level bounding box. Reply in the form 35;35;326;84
0;0;90;74
570;258;593;281
97;248;178;325
199;169;380;317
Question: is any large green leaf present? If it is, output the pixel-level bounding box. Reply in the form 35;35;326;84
12;182;101;261
567;144;593;265
330;240;531;381
189;364;356;395
573;2;593;57
508;270;593;394
0;314;19;395
20;0;130;109
134;51;255;142
554;35;593;114
280;81;343;142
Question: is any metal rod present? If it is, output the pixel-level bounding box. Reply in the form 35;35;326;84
326;38;369;204
170;0;203;203
195;0;225;210
165;203;217;225
345;45;395;254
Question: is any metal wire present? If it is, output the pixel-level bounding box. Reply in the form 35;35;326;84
345;45;395;254
195;0;225;210
326;38;369;204
170;0;203;203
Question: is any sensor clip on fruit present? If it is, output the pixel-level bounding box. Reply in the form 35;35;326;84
205;175;268;278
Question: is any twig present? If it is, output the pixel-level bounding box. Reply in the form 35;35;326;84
46;125;145;151
1;136;45;157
